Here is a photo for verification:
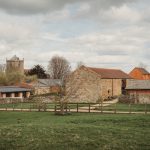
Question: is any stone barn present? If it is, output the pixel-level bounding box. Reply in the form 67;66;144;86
66;66;131;103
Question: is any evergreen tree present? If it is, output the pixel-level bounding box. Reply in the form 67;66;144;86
28;65;47;79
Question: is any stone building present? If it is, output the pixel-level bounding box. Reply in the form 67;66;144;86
66;66;131;103
6;55;24;74
129;67;150;80
32;79;62;95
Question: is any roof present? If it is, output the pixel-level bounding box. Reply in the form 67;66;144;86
0;86;31;93
126;80;150;90
33;79;63;87
15;83;33;89
87;66;131;79
131;67;150;75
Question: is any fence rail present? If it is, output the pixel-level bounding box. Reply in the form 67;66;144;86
0;102;150;114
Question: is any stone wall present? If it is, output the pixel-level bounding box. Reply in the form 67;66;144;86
34;87;51;95
6;60;24;74
34;86;60;95
100;79;121;99
67;67;101;103
138;94;150;104
112;79;122;96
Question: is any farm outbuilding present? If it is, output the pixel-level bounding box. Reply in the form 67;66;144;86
0;86;31;99
32;79;63;95
126;80;150;104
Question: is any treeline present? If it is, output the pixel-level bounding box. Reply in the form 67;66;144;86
0;72;37;86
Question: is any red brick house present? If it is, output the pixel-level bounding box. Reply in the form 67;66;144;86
129;67;150;80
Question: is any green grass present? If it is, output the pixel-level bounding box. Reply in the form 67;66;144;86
0;112;150;150
0;103;89;110
95;103;150;112
0;103;33;109
116;103;150;112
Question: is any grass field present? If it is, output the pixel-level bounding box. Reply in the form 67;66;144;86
95;103;150;112
0;103;89;109
0;112;150;150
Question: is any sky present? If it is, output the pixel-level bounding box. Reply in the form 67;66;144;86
0;0;149;73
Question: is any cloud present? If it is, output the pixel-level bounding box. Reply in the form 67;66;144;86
0;0;136;15
0;0;149;72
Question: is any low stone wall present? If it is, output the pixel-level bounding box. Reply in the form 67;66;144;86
138;95;150;104
119;94;150;104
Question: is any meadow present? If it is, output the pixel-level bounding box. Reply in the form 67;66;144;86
0;112;150;150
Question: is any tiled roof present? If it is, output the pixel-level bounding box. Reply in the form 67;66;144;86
126;80;150;90
135;67;150;75
87;67;131;79
0;86;31;93
15;83;33;89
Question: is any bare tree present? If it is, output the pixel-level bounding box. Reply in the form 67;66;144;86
48;55;71;82
55;72;81;115
138;62;147;69
0;64;6;72
76;61;84;69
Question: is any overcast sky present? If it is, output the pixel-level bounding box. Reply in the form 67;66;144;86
0;0;149;72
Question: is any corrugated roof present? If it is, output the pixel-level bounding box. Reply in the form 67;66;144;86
87;67;131;79
0;86;31;93
126;80;150;90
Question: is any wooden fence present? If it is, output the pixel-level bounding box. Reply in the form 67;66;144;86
0;101;149;114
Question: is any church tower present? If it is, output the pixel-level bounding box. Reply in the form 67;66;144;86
6;55;24;74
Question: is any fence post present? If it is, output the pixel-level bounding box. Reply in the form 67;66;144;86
77;103;78;113
129;103;131;114
55;105;57;113
5;103;7;111
89;103;90;113
69;106;70;112
65;105;68;113
13;103;14;111
114;103;117;114
101;101;103;113
30;103;31;112
145;103;147;115
21;103;23;111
